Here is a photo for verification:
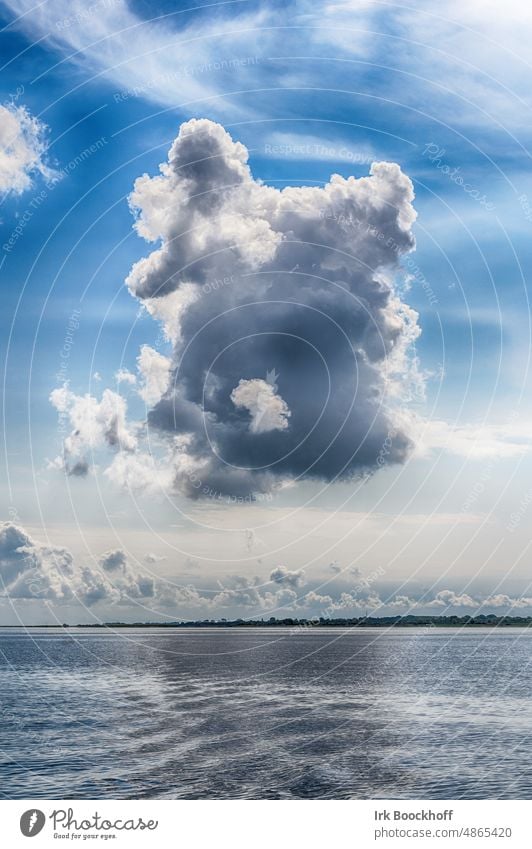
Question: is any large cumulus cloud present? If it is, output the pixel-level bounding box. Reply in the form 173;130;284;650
54;119;422;499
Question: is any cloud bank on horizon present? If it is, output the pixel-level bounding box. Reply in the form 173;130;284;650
2;521;532;620
51;118;423;499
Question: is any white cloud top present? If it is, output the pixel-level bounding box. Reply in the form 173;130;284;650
231;378;291;434
0;103;54;195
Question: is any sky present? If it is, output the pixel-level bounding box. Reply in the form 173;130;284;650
1;0;532;624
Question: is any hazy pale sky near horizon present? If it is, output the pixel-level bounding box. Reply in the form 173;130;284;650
2;0;532;624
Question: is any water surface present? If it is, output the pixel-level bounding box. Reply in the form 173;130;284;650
1;627;531;799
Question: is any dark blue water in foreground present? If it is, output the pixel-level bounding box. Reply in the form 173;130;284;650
1;627;531;799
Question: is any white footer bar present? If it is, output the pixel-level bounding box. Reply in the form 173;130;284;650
2;799;530;849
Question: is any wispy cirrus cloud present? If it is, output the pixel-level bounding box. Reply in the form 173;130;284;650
4;0;532;133
419;419;532;459
1;0;268;115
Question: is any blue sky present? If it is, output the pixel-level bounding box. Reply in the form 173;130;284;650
2;0;532;623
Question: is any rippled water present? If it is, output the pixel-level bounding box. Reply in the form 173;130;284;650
1;627;532;799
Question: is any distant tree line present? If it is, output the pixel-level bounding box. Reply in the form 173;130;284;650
30;613;532;628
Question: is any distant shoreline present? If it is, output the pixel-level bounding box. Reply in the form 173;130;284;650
2;615;532;628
